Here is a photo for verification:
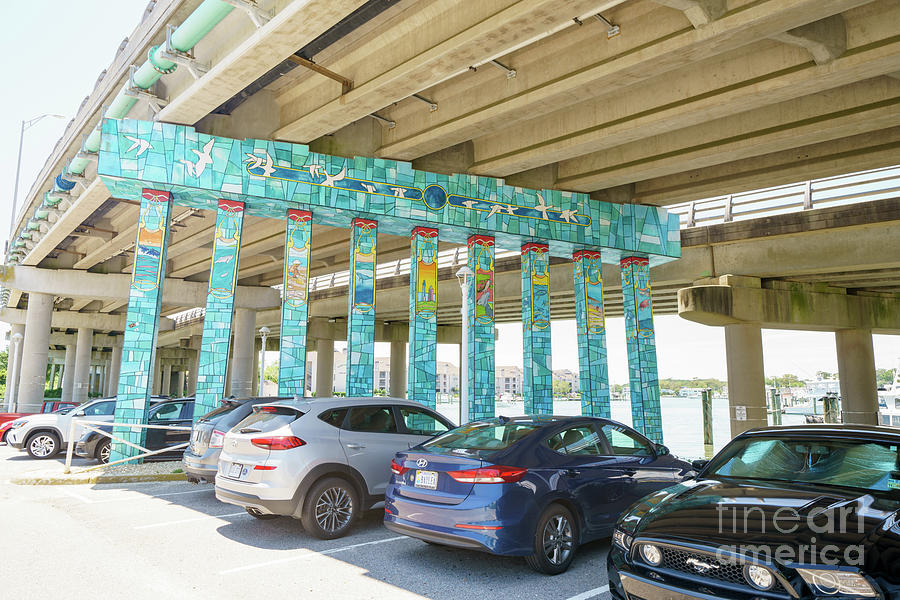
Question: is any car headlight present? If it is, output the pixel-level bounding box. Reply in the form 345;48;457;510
10;421;26;429
744;565;775;590
613;529;633;551
796;568;877;597
639;544;663;566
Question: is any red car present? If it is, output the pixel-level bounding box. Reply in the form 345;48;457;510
0;401;79;444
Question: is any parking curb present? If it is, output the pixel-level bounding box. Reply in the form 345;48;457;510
11;472;187;486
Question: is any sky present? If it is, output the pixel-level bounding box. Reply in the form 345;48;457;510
1;1;898;383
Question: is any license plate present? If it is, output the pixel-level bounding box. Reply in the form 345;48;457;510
228;462;243;478
414;469;438;490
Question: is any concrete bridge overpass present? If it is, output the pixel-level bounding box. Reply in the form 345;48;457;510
3;0;900;442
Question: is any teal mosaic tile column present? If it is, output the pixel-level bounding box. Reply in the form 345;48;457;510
573;250;610;418
347;218;377;396
621;256;663;443
521;242;552;414
279;209;313;396
408;227;438;408
467;235;495;420
194;199;245;420
111;189;173;462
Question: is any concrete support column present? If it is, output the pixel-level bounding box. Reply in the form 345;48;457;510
153;355;163;395
17;292;53;409
174;370;185;398
572;250;611;418
107;341;123;397
316;338;334;398
6;323;25;409
161;363;172;396
279;209;313;396
836;328;878;425
466;235;495;420
724;323;768;437
73;327;94;404
230;308;256;399
61;343;76;402
252;338;261;396
621;257;663;443
522;243;552;414
187;336;201;396
49;364;58;389
408;227;437;406
390;340;407;398
347;218;377;396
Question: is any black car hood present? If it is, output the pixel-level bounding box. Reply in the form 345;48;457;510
623;478;899;555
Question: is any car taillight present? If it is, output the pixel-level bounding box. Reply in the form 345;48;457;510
254;465;277;471
251;436;305;450
447;465;527;484
209;429;226;448
260;406;279;413
390;458;409;476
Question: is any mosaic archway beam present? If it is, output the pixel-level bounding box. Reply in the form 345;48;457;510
347;218;377;396
98;119;680;263
522;242;552;415
408;227;438;408
467;234;496;421
621;256;663;443
194;199;245;419
111;189;173;462
573;250;611;419
279;209;312;396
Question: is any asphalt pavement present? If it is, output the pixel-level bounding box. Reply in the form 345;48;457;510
0;445;612;600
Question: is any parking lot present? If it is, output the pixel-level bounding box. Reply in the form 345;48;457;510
0;445;612;600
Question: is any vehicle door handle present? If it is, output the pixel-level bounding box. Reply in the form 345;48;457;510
563;469;581;477
346;443;365;450
621;468;637;476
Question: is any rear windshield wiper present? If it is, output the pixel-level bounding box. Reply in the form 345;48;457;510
240;427;261;434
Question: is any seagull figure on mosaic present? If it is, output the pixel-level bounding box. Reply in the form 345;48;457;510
244;152;276;177
124;135;153;157
361;183;377;194
321;167;346;187
559;208;579;223
486;204;515;219
179;139;215;177
390;187;407;198
534;193;556;221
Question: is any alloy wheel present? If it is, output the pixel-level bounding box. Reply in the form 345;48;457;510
542;514;574;565
314;486;353;533
99;442;111;464
29;435;56;458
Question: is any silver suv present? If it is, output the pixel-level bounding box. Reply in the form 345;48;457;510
215;397;454;539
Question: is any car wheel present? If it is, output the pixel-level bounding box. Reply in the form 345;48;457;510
26;432;61;459
245;507;278;520
301;477;359;540
96;439;111;464
525;504;578;575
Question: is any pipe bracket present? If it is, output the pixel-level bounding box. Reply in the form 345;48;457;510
158;25;209;80
125;65;169;116
221;0;272;28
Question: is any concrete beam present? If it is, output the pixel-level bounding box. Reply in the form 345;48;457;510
0;266;280;310
653;0;726;28
48;332;120;348
678;276;900;334
771;14;846;65
0;308;173;332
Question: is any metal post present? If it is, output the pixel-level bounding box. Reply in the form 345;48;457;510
9;114;66;237
259;326;270;395
701;388;713;457
63;417;76;474
824;395;839;423
772;390;783;426
459;271;471;423
7;332;23;411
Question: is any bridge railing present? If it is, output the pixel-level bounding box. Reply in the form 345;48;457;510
668;164;900;228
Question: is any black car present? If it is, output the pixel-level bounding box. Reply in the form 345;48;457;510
182;396;290;483
75;398;195;463
609;425;900;599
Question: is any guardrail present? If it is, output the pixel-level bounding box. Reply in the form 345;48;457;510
63;418;191;474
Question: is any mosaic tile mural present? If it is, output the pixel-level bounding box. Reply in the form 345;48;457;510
621;256;663;443
98;119;680;264
521;243;552;415
194;199;245;419
467;235;495;421
279;209;312;396
408;227;438;408
347;218;377;396
111;189;173;462
572;250;611;419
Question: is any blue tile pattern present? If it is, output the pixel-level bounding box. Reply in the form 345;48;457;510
521;243;552;415
621;256;663;443
111;189;173;462
408;227;438;408
347;218;377;396
279;209;312;396
572;250;610;418
194;199;245;420
98;119;680;264
467;235;495;421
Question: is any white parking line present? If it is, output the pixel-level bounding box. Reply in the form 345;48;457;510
565;585;610;600
90;488;213;504
63;490;95;504
220;536;408;575
134;511;247;530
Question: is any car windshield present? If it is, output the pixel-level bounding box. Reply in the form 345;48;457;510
424;419;544;452
198;401;240;422
706;436;900;493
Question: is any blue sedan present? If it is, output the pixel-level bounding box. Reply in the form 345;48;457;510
384;415;692;574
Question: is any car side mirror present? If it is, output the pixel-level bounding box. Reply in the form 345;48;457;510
691;459;709;471
74;410;86;417
655;444;670;456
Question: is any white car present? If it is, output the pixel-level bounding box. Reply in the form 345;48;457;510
7;397;117;459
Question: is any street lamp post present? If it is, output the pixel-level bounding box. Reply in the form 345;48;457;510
9;113;66;241
455;266;474;424
7;332;24;411
258;326;270;395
